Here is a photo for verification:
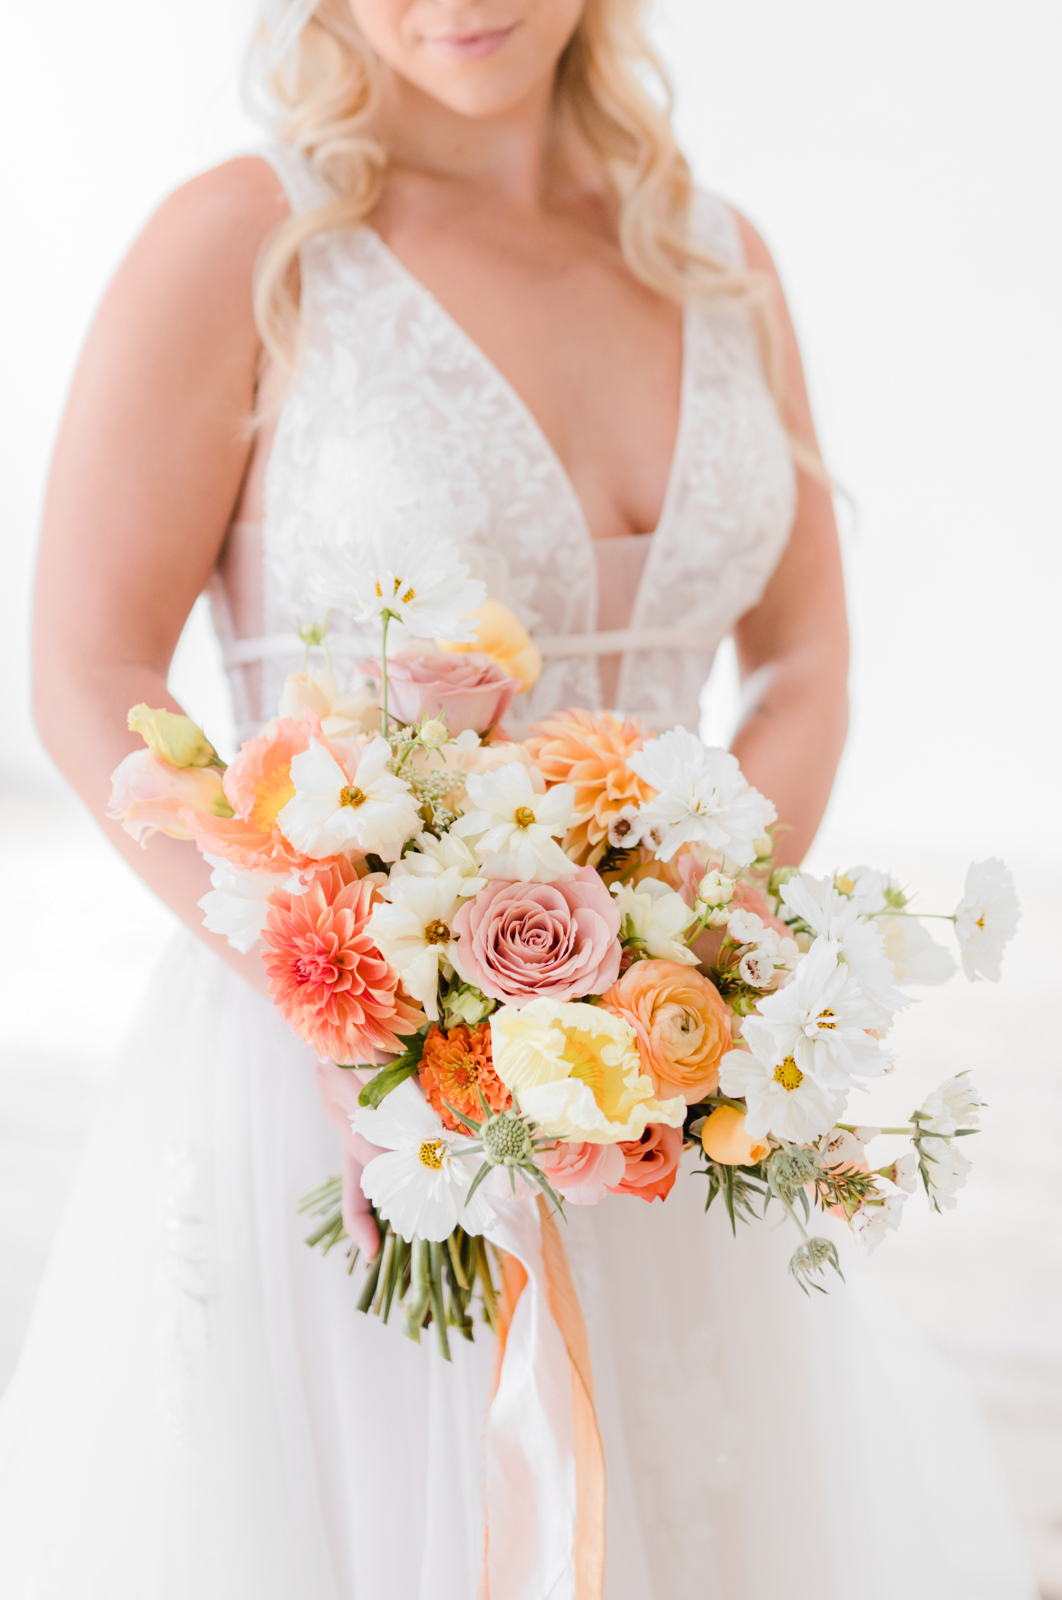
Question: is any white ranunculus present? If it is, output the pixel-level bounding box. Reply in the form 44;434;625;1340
611;878;698;965
851;1178;907;1255
780;873;907;1028
386;829;486;897
197;853;309;954
308;529;486;643
453;763;575;882
878;913;956;985
627;727;776;867
368;869;468;1021
745;937;892;1089
915;1072;982;1136
718;1037;847;1145
954;859;1020;982
277;737;421;862
919;1136;972;1212
353;1080;494;1242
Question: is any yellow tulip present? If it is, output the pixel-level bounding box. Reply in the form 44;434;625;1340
436;599;542;693
700;1105;769;1167
127;705;221;768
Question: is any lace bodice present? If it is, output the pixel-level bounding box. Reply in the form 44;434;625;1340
213;143;796;738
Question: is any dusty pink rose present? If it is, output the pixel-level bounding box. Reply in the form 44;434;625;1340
363;650;521;735
107;748;230;844
607;1122;684;1203
536;1141;625;1204
453;866;621;1006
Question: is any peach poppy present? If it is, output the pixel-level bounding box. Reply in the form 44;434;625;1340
602;959;732;1103
261;859;422;1065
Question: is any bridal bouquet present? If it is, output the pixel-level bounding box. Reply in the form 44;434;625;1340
109;534;1020;1359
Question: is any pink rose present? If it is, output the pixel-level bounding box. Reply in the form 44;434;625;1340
362;650;521;736
107;748;230;844
453;866;622;1006
607;1122;684;1203
536;1141;625;1204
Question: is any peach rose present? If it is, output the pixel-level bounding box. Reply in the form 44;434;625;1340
607;1121;684;1202
602;959;732;1103
700;1106;769;1167
535;1140;625;1204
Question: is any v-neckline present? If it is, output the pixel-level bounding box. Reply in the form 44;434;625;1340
362;225;691;557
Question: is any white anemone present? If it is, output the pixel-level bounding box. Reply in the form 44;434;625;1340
353;1081;494;1242
277;736;421;862
627;727;776;867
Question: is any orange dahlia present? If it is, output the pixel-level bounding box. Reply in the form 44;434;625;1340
525;708;656;865
418;1022;511;1132
262;859;422;1065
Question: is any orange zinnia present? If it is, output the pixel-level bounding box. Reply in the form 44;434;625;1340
525;708;656;865
419;1022;511;1132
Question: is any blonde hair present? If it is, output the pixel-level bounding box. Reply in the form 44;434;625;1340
252;0;790;435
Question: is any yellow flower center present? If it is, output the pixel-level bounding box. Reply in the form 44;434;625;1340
975;912;986;929
417;1139;446;1170
514;806;536;829
835;875;855;895
339;786;366;808
424;918;451;946
250;763;296;834
773;1055;803;1092
816;1008;837;1030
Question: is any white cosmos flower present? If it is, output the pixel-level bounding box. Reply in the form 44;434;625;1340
197;853;309;954
308;529;486;643
915;1072;983;1136
745;937;891;1088
610;878;698;965
352;1080;494;1242
954;859;1020;981
368;869;468;1022
851;1178;907;1255
877;914;956;985
780;873;907;1027
386;829;486;897
718;1036;846;1144
453;763;575;882
277;737;421;862
919;1136;972;1212
627;728;776;867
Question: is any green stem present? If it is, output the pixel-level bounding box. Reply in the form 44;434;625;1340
837;1122;914;1136
869;910;956;923
379;610;392;737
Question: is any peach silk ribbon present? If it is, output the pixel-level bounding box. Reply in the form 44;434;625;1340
478;1196;606;1600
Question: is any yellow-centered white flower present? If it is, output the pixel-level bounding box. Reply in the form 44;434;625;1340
353;1081;494;1242
368;869;468;1022
453;763;576;882
627;727;776;867
780;873;908;1027
740;937;891;1092
309;529;486;643
953;859;1020;982
277;737;420;861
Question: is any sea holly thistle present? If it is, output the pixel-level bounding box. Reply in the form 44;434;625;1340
445;1091;567;1217
789;1236;843;1294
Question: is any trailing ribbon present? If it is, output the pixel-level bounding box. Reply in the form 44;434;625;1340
479;1198;605;1600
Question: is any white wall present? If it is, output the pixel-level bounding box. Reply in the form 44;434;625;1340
2;0;1060;861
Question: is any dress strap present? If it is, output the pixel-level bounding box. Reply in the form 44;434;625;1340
255;141;333;216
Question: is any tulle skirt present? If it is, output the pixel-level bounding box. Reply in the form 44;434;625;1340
0;935;1036;1599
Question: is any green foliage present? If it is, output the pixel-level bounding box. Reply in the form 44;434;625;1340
356;1030;428;1108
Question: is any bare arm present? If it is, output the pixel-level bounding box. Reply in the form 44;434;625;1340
728;213;850;866
32;157;289;991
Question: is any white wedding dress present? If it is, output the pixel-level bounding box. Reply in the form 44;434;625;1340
0;145;1036;1600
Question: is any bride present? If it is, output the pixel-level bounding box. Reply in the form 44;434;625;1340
2;2;1035;1597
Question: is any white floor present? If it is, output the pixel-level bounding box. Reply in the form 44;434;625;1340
1;790;1059;1594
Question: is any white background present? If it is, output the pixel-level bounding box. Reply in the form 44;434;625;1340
1;1;1060;1589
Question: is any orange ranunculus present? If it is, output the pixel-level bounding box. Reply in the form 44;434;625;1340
418;1021;512;1132
700;1106;769;1167
602;959;732;1104
525;707;656;866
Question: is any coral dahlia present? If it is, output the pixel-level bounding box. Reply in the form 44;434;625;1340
261;859;422;1065
525;708;655;865
418;1022;511;1132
